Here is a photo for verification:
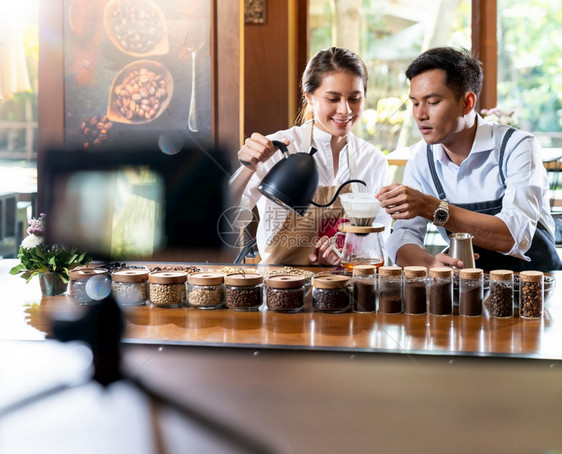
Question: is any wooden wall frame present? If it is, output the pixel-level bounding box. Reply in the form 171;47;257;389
38;0;241;209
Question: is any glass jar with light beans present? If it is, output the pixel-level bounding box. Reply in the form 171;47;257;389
225;273;263;312
111;269;149;307
187;272;225;310
68;268;110;305
148;271;187;308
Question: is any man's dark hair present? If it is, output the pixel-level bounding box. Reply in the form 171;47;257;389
405;47;483;100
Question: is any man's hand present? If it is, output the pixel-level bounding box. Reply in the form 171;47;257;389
376;183;437;220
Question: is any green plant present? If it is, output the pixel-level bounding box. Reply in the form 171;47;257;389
9;214;91;283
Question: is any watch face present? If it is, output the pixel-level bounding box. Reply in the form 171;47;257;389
435;209;448;224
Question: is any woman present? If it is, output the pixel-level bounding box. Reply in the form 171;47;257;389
230;47;391;265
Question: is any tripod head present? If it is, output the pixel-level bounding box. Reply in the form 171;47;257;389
51;295;124;387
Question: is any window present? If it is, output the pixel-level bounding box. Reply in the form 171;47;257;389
497;0;562;147
309;0;471;152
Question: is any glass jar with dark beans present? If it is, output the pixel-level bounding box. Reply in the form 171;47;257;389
111;269;149;307
266;275;306;313
519;271;544;319
428;267;453;316
403;266;427;315
312;275;351;313
225;273;263;312
459;268;484;317
352;265;376;313
377;266;402;314
488;269;514;318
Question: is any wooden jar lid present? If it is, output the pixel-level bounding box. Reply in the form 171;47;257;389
266;275;306;289
429;267;453;278
312;274;350;290
188;272;225;286
69;268;109;281
112;269;149;282
225;273;263;287
149;271;188;284
403;266;427;278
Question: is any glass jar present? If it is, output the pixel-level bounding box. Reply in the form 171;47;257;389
428;267;453;316
459;268;484;317
352;265;376;313
312;274;351;313
225;272;263;312
148;271;187;308
377;266;402;313
519;270;544;319
188;272;225;310
266;275;306;313
111;269;149;307
488;269;514;318
403;266;427;315
68;268;110;305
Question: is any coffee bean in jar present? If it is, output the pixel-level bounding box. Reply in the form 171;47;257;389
519;271;544;319
312;274;351;313
459;268;484;317
148;271;187;308
266;275;306;313
68;268;110;305
488;269;514;318
111;269;149;307
188;273;225;310
378;266;402;313
428;267;453;316
225;273;263;312
403;266;427;315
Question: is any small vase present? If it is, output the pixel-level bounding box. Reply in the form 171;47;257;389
38;272;68;296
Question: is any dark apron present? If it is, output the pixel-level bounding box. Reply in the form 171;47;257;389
427;128;561;272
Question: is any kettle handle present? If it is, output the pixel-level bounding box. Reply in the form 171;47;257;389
311;179;367;208
329;232;345;259
239;140;289;168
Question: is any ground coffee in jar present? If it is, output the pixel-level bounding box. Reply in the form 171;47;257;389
519;270;544;319
266;275;306;313
488;269;514;318
428;267;452;316
225;272;263;312
403;266;427;315
352;265;376;312
68;268;110;305
111;269;149;307
148;271;187;308
378;266;402;313
312;274;351;313
459;268;484;317
188;272;225;310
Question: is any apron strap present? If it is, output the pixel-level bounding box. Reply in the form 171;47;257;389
426;145;447;200
497;127;516;188
347;136;360;192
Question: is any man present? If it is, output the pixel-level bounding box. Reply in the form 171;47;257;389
377;47;561;271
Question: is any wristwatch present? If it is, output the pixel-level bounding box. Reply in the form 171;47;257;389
433;200;450;227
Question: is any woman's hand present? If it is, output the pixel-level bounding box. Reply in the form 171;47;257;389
309;236;341;265
238;133;290;171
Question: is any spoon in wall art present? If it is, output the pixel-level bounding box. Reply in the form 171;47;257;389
178;17;206;132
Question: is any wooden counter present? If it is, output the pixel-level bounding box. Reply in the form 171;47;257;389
2;260;561;361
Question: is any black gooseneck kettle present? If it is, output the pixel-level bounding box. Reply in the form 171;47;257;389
256;140;366;216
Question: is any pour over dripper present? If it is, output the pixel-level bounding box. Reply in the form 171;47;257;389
339;193;381;226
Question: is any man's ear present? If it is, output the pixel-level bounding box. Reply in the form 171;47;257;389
463;92;477;115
